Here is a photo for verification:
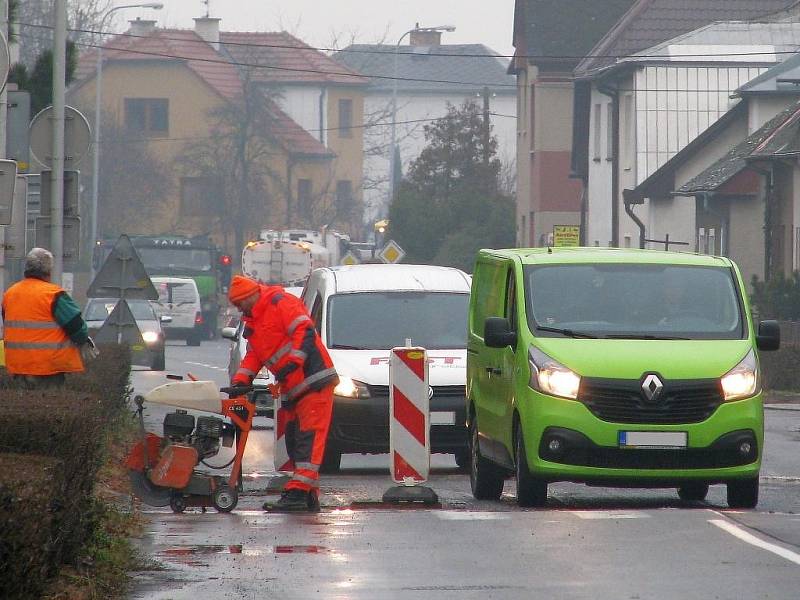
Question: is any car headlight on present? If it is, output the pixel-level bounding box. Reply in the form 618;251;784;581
141;330;159;344
721;349;759;401
529;346;580;400
334;376;371;399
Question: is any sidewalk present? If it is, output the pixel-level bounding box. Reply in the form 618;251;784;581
765;390;800;411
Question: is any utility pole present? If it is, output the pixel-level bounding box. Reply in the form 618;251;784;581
51;0;67;282
482;86;491;170
0;0;8;293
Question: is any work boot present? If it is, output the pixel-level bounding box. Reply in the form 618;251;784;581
307;491;321;513
262;489;312;512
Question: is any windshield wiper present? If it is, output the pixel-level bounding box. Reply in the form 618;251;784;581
330;344;367;350
605;334;691;340
536;325;598;339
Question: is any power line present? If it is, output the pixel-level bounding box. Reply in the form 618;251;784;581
15;20;800;62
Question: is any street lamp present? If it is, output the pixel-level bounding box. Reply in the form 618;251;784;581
90;2;163;267
387;24;455;212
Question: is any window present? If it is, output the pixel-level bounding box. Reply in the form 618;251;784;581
311;296;323;334
124;98;169;136
180;176;220;217
336;180;353;215
606;103;614;160
338;98;353;137
592;103;602;161
297;179;312;216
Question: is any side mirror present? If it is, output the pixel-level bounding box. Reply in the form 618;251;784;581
160;315;173;324
757;320;780;352
221;326;238;341
484;317;517;348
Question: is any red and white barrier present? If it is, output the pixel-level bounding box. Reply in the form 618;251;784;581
389;347;430;485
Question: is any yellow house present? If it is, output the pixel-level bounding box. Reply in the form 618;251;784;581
69;17;367;256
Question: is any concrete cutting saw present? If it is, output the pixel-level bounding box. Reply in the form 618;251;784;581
125;380;258;513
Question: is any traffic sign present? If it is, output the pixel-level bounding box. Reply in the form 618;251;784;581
35;216;80;263
29;105;92;169
87;234;158;300
379;240;406;264
39;169;80;217
93;298;151;367
0;159;18;225
553;225;580;247
340;251;360;266
5;176;27;259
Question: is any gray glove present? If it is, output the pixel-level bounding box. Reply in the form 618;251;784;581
80;337;100;362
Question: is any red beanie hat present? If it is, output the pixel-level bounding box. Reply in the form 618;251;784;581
228;275;259;304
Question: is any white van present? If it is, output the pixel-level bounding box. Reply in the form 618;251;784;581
302;264;471;472
151;276;203;346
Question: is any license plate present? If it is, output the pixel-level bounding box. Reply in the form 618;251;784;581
619;431;687;448
431;411;456;425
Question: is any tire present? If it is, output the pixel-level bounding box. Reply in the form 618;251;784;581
187;331;201;347
169;494;186;514
515;422;547;508
677;482;709;502
727;478;759;509
454;448;470;472
469;417;504;500
212;484;238;513
320;448;342;474
151;349;166;371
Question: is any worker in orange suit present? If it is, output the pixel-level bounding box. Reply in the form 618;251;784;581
228;275;338;512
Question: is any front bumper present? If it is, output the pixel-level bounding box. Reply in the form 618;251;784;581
518;391;763;483
328;390;468;455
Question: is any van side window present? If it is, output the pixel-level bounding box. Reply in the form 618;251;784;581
470;260;506;335
310;296;323;334
505;269;517;331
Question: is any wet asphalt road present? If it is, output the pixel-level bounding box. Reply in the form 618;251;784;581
126;341;800;599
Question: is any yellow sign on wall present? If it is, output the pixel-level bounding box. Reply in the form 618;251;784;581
553;225;580;247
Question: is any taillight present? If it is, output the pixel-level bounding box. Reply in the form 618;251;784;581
195;312;204;325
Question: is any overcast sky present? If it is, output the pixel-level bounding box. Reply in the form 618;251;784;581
113;0;516;56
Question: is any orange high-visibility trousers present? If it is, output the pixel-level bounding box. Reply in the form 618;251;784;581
283;384;334;493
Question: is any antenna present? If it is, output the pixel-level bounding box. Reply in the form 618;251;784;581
203;0;211;18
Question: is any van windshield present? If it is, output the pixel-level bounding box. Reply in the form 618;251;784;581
524;264;745;340
327;292;469;350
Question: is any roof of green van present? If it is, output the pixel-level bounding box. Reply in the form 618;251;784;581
479;247;734;267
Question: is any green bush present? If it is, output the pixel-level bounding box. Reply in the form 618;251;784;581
760;347;800;391
751;272;800;319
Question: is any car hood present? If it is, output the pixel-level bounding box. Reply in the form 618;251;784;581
534;338;753;380
328;348;466;386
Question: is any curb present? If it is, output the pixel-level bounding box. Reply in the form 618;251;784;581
765;404;800;412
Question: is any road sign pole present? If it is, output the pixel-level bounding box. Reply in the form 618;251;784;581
50;0;67;281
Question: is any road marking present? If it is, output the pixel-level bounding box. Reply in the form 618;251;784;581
571;511;650;520
436;511;511;520
709;519;800;566
185;361;227;371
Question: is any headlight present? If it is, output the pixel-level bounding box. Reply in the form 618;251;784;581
721;349;759;401
529;346;580;400
142;331;159;344
334;377;370;399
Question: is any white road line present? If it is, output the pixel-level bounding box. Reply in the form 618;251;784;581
709;519;800;566
436;511;511;520
185;361;226;371
571;511;650;520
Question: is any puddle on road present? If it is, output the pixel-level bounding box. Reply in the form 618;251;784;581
157;544;328;565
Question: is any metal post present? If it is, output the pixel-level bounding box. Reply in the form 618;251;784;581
0;0;8;292
51;0;67;282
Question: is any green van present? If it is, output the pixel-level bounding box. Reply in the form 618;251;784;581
466;248;780;508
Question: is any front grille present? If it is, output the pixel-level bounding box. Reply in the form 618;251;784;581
367;384;466;399
579;377;723;424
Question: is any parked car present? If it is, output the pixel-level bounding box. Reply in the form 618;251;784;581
151;276;204;346
467;248;780;508
222;286;304;416
302;264;471;472
84;297;168;370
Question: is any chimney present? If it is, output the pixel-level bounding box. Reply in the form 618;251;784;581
129;18;157;37
409;30;442;47
194;17;221;51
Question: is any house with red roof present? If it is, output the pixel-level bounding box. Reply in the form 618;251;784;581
68;17;367;253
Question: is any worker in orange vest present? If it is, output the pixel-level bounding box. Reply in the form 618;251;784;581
229;275;338;512
2;248;97;388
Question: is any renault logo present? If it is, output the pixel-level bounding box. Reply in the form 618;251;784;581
641;374;664;403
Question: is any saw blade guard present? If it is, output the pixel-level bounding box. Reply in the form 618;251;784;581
144;380;223;414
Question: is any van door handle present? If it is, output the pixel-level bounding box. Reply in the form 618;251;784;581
486;367;502;376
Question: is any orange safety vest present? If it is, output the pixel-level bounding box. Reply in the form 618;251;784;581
2;278;84;375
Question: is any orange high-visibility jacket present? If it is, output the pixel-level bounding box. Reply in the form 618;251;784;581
2;278;83;375
233;285;338;401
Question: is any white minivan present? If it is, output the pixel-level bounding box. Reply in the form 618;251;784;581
151;276;204;346
302;264;471;472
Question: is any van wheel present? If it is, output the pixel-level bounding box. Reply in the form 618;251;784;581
320;449;341;474
469;418;504;500
151;350;166;371
727;478;759;509
677;482;709;502
187;333;201;347
454;448;470;472
515;422;547;508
